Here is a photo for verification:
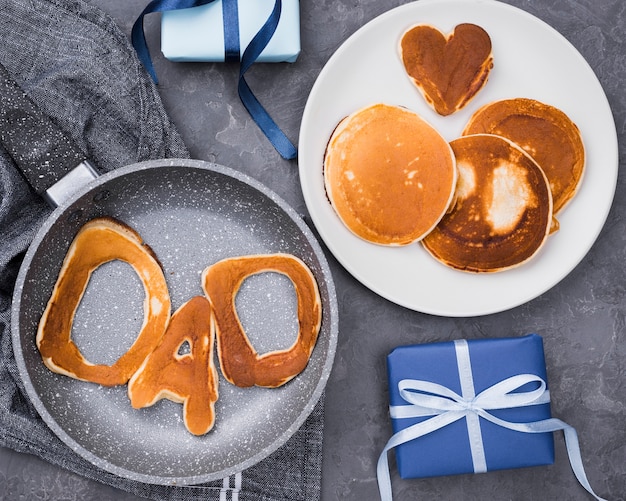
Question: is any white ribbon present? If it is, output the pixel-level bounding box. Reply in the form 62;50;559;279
377;340;607;501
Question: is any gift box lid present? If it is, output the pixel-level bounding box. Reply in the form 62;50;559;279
161;0;301;63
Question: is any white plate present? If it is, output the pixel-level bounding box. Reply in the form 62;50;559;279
298;0;618;317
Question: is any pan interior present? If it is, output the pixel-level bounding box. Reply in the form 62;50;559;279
14;162;337;484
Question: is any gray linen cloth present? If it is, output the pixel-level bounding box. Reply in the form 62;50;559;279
0;0;323;499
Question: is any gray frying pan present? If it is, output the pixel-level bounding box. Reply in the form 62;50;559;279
3;64;338;485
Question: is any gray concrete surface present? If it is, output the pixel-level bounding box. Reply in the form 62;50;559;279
1;0;624;499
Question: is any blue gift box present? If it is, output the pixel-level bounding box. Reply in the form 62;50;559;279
386;334;555;479
161;0;301;63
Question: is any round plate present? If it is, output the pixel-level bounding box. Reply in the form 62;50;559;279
299;0;618;316
12;160;338;485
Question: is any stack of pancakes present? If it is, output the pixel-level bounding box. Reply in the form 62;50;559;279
421;133;553;272
323;23;585;273
462;98;585;233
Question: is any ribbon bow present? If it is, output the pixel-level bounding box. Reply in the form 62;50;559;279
377;339;607;501
132;0;297;160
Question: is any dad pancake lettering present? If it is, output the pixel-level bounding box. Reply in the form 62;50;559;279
37;217;322;436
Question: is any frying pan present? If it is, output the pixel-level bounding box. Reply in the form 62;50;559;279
3;64;338;485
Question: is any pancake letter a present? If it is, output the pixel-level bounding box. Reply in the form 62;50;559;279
128;296;219;436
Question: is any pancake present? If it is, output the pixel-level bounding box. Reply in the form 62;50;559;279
400;23;493;116
202;254;321;388
37;217;171;386
128;296;219;436
463;98;585;226
422;134;553;273
323;103;457;246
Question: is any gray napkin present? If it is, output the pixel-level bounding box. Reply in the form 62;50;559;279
0;0;323;499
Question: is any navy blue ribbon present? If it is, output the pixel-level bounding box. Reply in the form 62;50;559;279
222;0;240;62
131;0;298;160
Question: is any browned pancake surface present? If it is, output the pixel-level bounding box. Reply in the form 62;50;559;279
128;296;219;436
400;23;493;116
36;217;171;386
422;134;552;272
463;98;584;219
202;254;322;388
324;103;456;245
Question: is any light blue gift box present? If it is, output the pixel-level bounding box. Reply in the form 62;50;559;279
161;0;301;63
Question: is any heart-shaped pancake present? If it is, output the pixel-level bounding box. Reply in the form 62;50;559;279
400;23;493;116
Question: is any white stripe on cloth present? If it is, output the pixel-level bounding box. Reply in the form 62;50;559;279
220;472;242;501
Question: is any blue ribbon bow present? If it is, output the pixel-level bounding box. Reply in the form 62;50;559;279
132;0;298;160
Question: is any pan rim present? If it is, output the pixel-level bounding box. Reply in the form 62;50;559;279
11;158;338;485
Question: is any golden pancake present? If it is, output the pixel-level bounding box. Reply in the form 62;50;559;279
400;23;493;116
202;254;322;388
37;217;171;386
422;134;553;273
128;296;219;436
323;103;457;246
463;98;584;225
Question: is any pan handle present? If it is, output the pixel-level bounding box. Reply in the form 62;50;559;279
0;62;99;208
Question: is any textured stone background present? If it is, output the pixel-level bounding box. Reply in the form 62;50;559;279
1;0;624;499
